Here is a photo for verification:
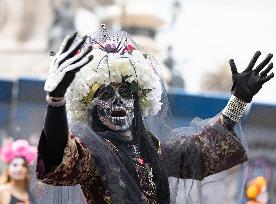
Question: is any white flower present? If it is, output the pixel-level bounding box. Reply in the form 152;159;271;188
65;47;163;124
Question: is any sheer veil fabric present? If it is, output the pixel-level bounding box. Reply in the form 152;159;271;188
30;29;248;204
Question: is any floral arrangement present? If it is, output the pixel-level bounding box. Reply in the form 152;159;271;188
66;38;163;124
0;139;37;164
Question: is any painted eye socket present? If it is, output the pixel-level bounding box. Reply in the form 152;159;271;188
99;86;114;100
118;84;131;98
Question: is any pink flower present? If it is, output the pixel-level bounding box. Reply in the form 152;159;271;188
23;146;37;163
0;139;37;164
12;140;29;156
0;144;14;163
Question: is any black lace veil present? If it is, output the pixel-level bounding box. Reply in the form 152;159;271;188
29;28;248;204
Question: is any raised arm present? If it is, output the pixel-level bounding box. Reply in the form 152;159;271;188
222;51;273;124
162;51;274;180
40;33;93;167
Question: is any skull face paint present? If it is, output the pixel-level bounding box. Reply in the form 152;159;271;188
8;157;28;181
96;83;134;131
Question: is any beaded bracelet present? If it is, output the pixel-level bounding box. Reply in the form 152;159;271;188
46;95;66;107
222;95;247;122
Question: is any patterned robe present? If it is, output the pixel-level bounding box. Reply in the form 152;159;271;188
36;115;247;204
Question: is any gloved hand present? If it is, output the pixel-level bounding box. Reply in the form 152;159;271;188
229;51;274;103
44;32;94;97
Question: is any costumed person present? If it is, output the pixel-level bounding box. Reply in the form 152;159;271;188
0;139;37;204
35;25;274;204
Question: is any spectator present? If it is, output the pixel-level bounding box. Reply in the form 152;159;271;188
0;139;36;204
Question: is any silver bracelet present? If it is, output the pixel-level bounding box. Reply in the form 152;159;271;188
222;95;247;122
46;95;66;107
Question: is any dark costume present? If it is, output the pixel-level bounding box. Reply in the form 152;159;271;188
35;27;274;204
36;112;246;203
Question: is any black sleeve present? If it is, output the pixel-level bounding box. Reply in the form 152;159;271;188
43;104;68;166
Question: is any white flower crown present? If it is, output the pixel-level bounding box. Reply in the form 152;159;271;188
66;41;163;124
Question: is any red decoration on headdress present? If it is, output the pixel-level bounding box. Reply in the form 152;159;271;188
123;44;136;54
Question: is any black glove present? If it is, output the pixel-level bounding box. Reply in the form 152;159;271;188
229;51;274;103
46;32;94;97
